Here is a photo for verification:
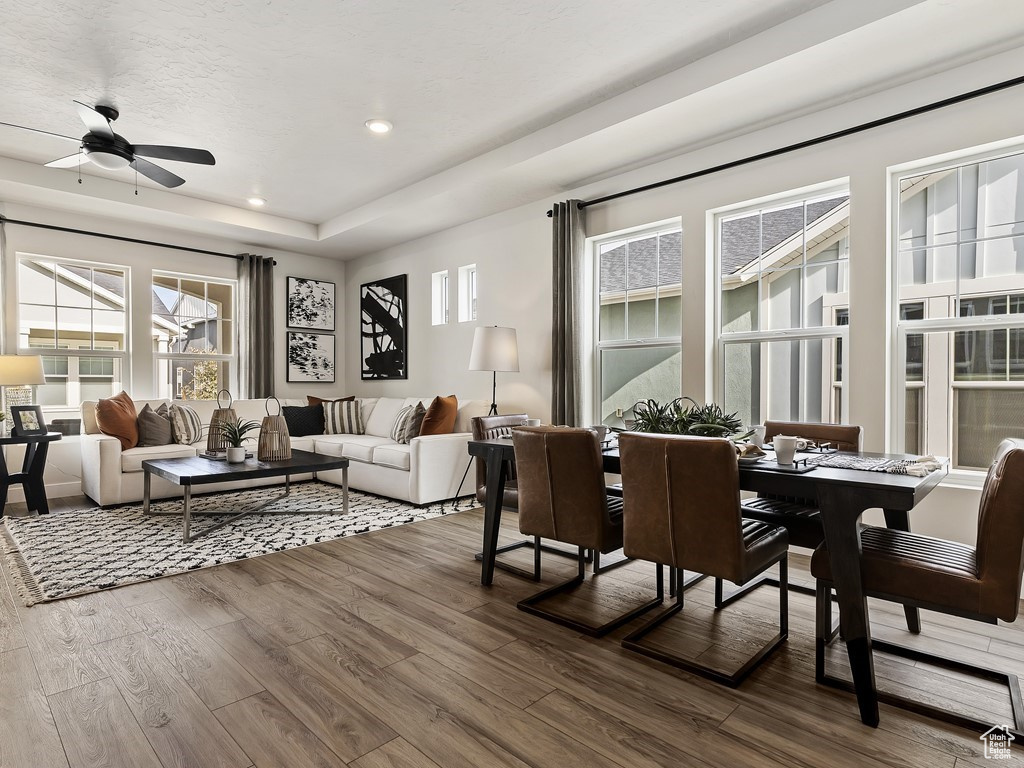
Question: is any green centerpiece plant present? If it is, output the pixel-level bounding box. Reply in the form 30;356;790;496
631;397;751;440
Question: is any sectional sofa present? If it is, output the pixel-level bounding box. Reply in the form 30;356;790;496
80;396;489;507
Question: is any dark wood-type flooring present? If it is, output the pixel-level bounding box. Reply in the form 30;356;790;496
2;492;1023;767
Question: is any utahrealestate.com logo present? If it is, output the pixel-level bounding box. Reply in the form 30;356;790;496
981;725;1015;760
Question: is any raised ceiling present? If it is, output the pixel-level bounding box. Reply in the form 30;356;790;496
0;0;1022;258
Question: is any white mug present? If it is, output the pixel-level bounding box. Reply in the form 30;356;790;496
590;425;609;442
522;418;541;427
774;435;798;465
750;425;766;448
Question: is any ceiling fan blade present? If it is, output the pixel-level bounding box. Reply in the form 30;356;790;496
131;157;185;188
73;100;114;139
132;145;215;165
0;120;79;142
45;152;90;168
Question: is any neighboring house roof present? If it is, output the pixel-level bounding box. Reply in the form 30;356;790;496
720;196;848;276
600;230;681;293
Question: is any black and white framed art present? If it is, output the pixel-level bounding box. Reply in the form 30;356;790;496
286;332;336;382
360;274;407;380
287;277;336;331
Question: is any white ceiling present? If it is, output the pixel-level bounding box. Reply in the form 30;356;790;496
0;0;1023;259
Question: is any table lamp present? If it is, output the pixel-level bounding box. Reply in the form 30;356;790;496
469;326;519;416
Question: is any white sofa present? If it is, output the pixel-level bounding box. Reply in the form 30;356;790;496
80;396;488;507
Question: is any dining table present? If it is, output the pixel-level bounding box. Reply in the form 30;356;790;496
466;435;949;729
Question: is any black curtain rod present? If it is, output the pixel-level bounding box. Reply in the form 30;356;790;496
0;215;276;265
547;72;1024;216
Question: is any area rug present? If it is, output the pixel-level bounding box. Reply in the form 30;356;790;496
1;481;475;605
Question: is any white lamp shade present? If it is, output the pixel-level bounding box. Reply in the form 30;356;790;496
469;326;519;372
0;355;46;386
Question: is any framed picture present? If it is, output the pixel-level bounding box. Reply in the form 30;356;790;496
287;277;335;331
11;405;46;437
360;274;407;380
286;332;336;383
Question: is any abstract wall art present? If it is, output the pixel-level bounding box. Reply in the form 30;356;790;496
287;277;335;330
360;274;407;380
287;331;336;382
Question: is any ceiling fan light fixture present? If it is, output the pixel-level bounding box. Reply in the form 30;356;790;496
86;149;131;170
247;196;266;207
365;119;393;134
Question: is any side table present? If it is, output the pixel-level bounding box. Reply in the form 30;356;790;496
0;431;62;516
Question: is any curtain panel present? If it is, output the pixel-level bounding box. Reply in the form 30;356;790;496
238;253;275;398
551;200;585;426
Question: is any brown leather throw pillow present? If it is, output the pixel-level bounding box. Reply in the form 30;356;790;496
307;395;355;406
95;390;139;450
420;394;458;436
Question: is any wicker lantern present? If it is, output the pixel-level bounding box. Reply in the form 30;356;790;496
206;389;237;453
258;396;291;461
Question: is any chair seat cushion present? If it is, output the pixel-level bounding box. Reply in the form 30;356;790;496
741;497;824;550
811;526;982;613
739;519;789;579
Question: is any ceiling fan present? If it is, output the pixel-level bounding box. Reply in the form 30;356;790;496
3;100;214;188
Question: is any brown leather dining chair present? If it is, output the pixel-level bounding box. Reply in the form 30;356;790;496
618;432;789;686
513;426;663;636
811;438;1024;735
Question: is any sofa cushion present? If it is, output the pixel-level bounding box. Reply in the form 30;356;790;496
390;402;426;444
121;444;198;473
289;436;316;453
96;391;139;450
137;403;173;447
373;443;411;471
283;404;325;437
312;434;392;463
364;398;406;437
420;395;458;436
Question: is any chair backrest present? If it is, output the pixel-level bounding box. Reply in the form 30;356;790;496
472;414;528;488
619;432;746;582
512;426;615;552
764;421;862;452
976;438;1024;621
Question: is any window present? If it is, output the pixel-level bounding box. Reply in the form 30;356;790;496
717;188;850;427
458;264;477;322
893;148;1024;471
153;273;235;400
431;270;449;325
18;256;128;407
593;224;682;426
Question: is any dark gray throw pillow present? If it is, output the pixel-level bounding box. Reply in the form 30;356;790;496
137;402;173;447
282;404;326;437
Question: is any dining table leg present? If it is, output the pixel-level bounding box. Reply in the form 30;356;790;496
479;445;510;586
817;483;879;727
882;508;921;634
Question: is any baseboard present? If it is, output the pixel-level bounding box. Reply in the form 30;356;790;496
5;481;83;505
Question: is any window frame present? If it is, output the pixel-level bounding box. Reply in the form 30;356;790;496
152;270;237;400
590;219;682;425
714;184;851;426
889;144;1024;483
16;253;131;410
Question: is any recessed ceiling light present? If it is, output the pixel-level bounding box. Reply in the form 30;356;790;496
365;119;393;134
247;197;266;207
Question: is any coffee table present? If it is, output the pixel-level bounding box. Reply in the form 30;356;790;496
142;449;350;543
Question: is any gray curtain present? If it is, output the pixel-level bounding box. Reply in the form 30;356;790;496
551;200;585;426
238;253;275;398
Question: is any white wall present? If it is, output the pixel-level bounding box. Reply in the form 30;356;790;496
0;201;345;501
344;53;1024;548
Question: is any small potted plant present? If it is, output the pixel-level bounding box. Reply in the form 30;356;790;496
218;417;260;462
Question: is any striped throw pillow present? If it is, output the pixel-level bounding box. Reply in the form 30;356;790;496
324;399;364;435
390;402;426;444
169;403;204;445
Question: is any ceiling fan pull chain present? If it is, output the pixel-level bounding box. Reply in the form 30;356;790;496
135;166;138;195
78;149;82;184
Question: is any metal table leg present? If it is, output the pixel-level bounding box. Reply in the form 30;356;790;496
343;465;349;515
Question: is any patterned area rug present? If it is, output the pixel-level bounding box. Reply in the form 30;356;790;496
1;481;474;605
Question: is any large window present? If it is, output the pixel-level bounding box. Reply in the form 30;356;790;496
18;257;127;407
153;273;236;400
593;223;682;426
894;148;1024;471
717;189;850;427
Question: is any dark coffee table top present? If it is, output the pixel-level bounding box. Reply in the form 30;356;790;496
142;449;348;485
